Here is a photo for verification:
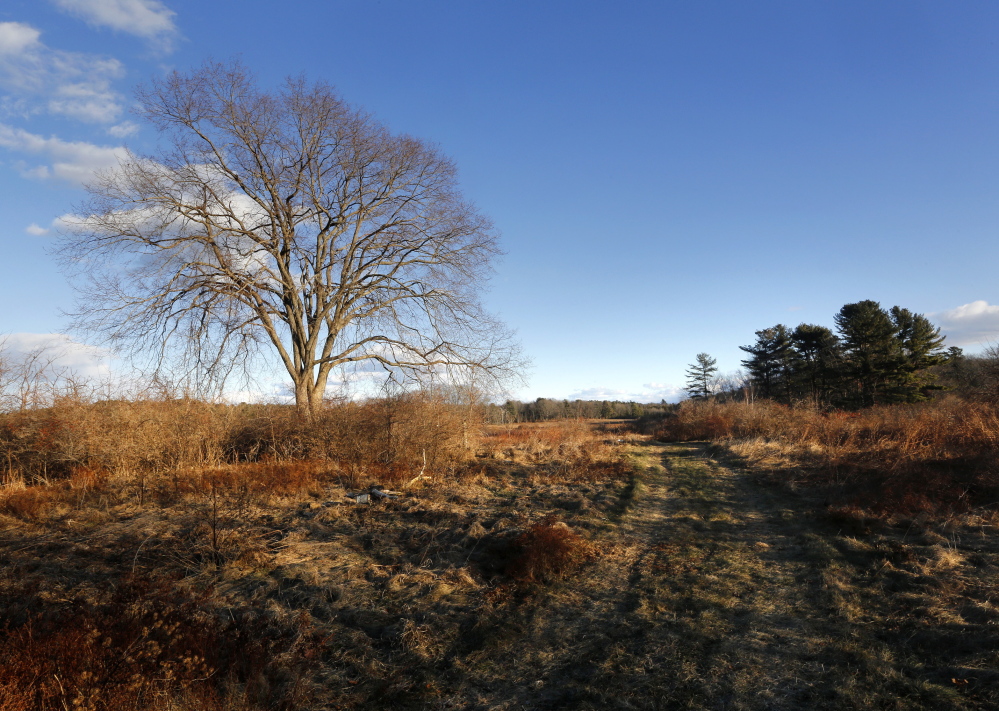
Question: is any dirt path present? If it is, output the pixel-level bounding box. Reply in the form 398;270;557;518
462;440;977;710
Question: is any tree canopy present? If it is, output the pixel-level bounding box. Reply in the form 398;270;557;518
737;300;948;407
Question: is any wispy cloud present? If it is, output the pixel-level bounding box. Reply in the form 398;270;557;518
932;300;999;348
0;123;127;185
0;21;42;54
2;332;111;380
51;0;178;52
25;223;50;236
106;120;139;138
0;21;124;123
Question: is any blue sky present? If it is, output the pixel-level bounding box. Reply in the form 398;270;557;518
1;0;998;402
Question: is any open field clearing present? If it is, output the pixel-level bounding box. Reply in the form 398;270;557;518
2;419;998;709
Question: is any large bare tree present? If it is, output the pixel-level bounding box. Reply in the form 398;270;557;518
59;61;519;418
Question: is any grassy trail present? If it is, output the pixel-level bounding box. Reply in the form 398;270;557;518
479;440;981;710
612;441;969;710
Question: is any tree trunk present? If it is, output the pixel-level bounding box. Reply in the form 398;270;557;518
293;368;331;422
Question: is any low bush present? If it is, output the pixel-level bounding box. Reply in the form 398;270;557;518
504;517;595;584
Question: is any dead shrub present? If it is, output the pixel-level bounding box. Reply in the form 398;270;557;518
0;397;232;484
0;484;61;520
504;517;595;584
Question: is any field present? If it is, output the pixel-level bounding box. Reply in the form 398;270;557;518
2;407;999;709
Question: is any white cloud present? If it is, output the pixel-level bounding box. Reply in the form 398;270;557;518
21;164;52;180
48;80;124;124
0;123;127;185
932;300;999;348
107;120;139;138
0;21;124;123
51;0;177;51
569;384;685;404
25;223;50;236
1;332;111;381
0;21;42;55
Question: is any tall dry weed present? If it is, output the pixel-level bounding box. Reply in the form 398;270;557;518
0;393;476;489
478;420;628;482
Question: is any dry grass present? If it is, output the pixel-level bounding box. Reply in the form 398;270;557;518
0;575;320;711
615;443;999;710
0;417;635;709
479;419;638;483
8;410;996;709
643;398;999;518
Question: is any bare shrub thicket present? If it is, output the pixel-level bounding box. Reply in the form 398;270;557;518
228;394;470;485
1;391;473;501
640;398;999;517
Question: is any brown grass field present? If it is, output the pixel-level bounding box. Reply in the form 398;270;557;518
2;401;999;709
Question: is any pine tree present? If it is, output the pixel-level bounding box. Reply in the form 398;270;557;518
739;325;793;401
685;353;719;399
790;324;842;405
889;306;948;401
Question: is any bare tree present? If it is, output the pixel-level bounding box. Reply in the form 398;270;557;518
0;337;92;413
58;61;520;419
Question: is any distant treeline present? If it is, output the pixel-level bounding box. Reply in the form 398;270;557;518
728;299;989;408
485;398;670;423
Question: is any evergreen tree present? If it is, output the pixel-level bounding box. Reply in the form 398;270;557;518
790;323;842;405
685;353;719;399
835;300;901;406
835;301;896;406
740;325;793;401
834;301;948;405
888;306;948;401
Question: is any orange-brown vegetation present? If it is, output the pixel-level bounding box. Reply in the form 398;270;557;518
479;420;638;482
0;413;636;709
504;516;596;584
641;397;999;518
0;393;469;488
9;395;998;709
0;575;321;711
